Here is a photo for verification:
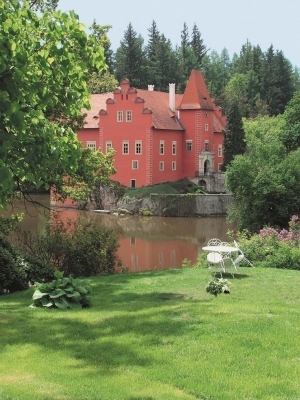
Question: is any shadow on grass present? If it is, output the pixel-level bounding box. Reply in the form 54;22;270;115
0;283;209;376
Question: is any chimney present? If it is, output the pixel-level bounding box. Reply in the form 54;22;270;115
169;83;175;112
148;85;154;91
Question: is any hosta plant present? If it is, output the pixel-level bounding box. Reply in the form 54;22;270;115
30;270;92;309
206;278;231;297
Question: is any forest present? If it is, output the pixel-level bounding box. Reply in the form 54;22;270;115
89;20;300;119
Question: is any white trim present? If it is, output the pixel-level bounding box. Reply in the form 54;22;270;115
132;160;138;170
87;141;96;152
186;140;192;151
160;140;164;155
106;141;112;154
126;110;132;122
117;111;123;122
135;140;142;155
122;141;129;155
172;141;177;155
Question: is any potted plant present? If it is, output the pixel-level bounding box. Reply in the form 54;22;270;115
206;278;231;297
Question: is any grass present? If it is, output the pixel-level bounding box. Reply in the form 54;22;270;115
125;179;202;198
0;266;300;399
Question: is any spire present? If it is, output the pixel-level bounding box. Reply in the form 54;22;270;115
177;70;214;110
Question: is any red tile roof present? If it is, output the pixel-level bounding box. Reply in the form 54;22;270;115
83;90;184;131
178;70;215;110
82;93;112;128
136;89;184;131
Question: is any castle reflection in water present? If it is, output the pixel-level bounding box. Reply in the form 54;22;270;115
3;195;233;273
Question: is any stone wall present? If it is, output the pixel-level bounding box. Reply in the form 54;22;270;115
190;172;231;194
116;193;233;217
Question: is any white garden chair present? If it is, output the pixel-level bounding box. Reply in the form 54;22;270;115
234;240;254;267
207;238;222;246
207;252;225;277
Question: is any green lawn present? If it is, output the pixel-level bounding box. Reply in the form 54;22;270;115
0;267;300;399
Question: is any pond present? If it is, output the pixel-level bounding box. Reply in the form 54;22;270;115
2;194;234;273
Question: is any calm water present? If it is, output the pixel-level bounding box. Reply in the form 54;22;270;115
2;194;234;272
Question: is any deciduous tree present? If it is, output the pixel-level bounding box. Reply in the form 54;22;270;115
0;0;106;207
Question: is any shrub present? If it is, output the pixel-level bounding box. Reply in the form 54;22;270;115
230;216;300;270
0;237;28;293
30;270;92;309
206;278;231;297
17;214;123;278
0;237;55;294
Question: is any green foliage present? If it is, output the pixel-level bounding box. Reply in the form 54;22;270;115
16;214;122;277
0;1;106;208
0;213;24;236
206;278;231;297
181;258;192;268
52;148;116;203
226;115;300;231
30;270;92;309
280;90;300;151
0;236;54;294
221;101;246;171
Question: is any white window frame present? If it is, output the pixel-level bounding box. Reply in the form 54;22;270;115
135;141;142;155
126;110;132;122
122;141;129;155
106;141;112;154
172;141;177;155
205;141;209;151
132;160;138;170
159;161;164;171
159;140;164;155
186;140;192;152
218;163;223;171
172;161;176;171
205;123;209;131
87;141;96;152
117;111;123;122
218;144;223;157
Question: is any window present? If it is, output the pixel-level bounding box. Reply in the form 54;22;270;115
87;141;96;152
130;179;136;188
205;112;208;117
122;141;129;154
160;140;164;155
130;236;136;246
172;161;176;171
135;141;142;155
159;161;164;171
205;124;209;131
132;160;138;170
117;111;123;122
126;110;132;122
186;141;192;151
218;163;223;171
218;144;223;157
205;141;209;151
106;141;112;154
172;141;177;155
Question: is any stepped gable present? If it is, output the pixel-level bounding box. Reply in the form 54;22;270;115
137;89;184;131
82;93;111;128
177;70;215;110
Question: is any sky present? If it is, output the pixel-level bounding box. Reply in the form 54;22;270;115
57;0;300;68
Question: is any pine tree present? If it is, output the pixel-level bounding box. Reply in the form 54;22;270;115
221;102;246;171
114;23;147;88
145;20;160;86
190;23;208;68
